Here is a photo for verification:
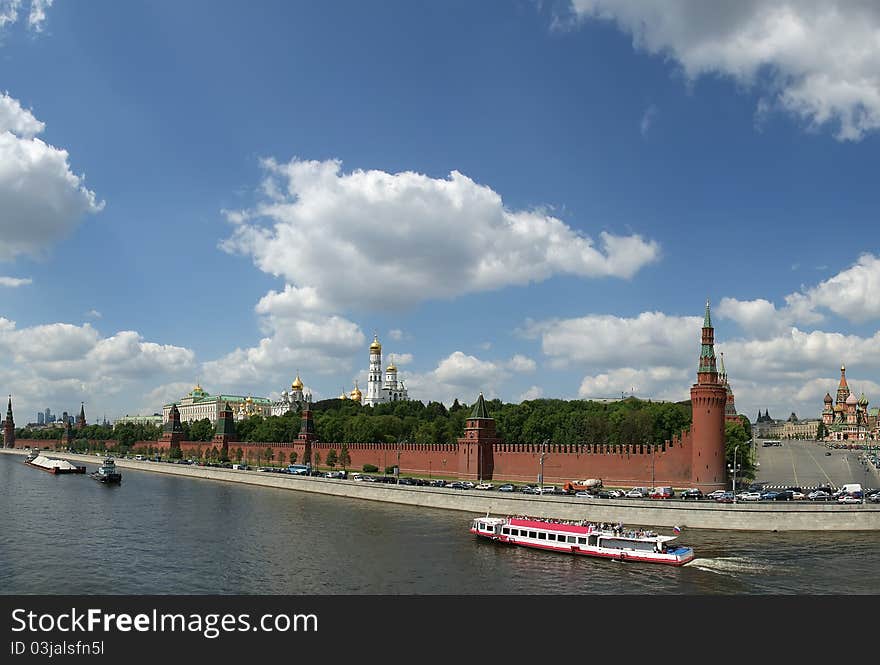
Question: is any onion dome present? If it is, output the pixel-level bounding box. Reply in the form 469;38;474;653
846;393;857;405
859;393;868;406
281;390;288;398
824;392;833;404
349;381;362;403
339;388;348;400
291;373;304;390
370;335;382;352
386;356;397;372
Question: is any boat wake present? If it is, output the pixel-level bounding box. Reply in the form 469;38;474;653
686;557;768;577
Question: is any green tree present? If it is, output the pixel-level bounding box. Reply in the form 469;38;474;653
725;420;755;482
339;445;351;471
313;451;322;469
289;451;298;464
326;449;338;468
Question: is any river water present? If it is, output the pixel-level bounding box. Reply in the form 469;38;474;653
1;454;877;594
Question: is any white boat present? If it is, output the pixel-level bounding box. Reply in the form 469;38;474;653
24;450;87;475
470;514;694;566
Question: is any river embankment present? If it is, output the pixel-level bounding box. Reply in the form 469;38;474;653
4;447;879;531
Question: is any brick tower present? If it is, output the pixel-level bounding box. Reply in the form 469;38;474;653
212;402;237;461
78;402;87;430
3;395;15;448
457;393;501;481
298;401;317;467
689;300;728;489
160;403;184;456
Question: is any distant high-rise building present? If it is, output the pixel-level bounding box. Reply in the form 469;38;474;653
44;408;52;423
37;412;44;425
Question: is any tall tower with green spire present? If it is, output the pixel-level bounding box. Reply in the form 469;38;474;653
689;300;728;489
697;298;719;385
3;395;14;448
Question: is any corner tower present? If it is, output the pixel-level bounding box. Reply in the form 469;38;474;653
689;300;727;489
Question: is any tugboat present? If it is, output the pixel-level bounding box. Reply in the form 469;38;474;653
91;457;122;484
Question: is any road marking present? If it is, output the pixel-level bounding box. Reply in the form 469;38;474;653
787;444;799;487
803;444;837;488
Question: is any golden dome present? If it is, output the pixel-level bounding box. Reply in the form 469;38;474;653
370;335;381;352
349;385;362;402
339;388;348;400
291;373;304;390
246;395;253;403
386;362;397;372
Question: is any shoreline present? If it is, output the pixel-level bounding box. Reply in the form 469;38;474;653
4;447;880;531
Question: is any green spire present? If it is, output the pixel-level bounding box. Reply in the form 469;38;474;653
703;298;712;328
470;393;490;419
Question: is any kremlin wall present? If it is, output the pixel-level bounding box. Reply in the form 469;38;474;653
6;302;730;492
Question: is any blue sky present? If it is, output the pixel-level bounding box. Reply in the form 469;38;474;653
2;0;880;425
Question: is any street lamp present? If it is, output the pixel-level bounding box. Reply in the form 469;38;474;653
651;445;655;491
728;444;741;503
428;460;431;480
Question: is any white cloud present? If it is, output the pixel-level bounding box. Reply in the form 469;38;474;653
387;352;413;366
719;254;880;331
85;309;101;319
388;329;405;341
578;366;690;401
404;351;536;406
0;318;196;421
518;385;544;401
221;157;660;312
0;1;22;29
0;92;104;262
640;104;658;135
27;0;52;32
0;276;31;287
526;311;700;369
567;1;880;140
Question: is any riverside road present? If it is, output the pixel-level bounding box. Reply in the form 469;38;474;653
752;439;879;490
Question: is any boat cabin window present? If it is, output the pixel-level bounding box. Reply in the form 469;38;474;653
528;531;537;538
537;533;546;540
547;533;556;541
502;527;510;535
587;535;597;546
579;537;588;545
567;536;577;544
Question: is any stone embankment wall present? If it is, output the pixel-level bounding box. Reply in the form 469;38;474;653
4;448;878;532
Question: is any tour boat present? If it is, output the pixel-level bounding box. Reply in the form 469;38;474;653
91;457;122;484
24;449;87;475
470;514;694;566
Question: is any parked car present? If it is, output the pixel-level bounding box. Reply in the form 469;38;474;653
606;489;625;498
520;485;538;494
707;490;727;500
774;490;794;501
790;491;806;500
868;493;880;503
475;483;494;490
625;487;648;498
649;486;675;499
738;491;762;501
575;491;593;498
808;490;832;501
498;483;515;492
760;490;779;500
680;488;703;500
838;495;862;504
715;491;735;503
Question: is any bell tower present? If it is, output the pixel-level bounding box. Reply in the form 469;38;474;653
3;395;15;448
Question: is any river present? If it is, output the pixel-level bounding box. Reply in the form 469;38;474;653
1;454;877;594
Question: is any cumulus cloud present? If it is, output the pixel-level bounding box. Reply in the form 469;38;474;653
0;92;104;262
578;366;691;401
566;0;880;140
221;157;660;312
720;254;880;333
0;276;31;287
0;318;196;421
518;385;544;402
403;351;537;406
526;311;700;369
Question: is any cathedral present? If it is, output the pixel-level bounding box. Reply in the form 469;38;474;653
271;372;312;416
821;365;873;440
362;334;408;406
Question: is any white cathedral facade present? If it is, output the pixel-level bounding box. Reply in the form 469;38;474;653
271;372;312;416
363;335;409;406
